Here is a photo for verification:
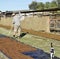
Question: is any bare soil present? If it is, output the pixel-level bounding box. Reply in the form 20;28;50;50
0;37;36;59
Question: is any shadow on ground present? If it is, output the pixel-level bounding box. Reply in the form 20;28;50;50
0;34;8;38
20;32;28;38
0;34;60;59
23;49;60;59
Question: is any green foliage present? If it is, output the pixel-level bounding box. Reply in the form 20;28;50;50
29;0;58;10
44;2;50;9
50;1;57;8
55;0;60;8
29;1;38;10
37;2;44;10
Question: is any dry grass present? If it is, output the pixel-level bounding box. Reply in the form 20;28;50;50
21;16;50;32
0;17;12;26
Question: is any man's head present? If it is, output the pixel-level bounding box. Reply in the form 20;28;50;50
12;13;15;16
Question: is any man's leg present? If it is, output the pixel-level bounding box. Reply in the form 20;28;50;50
13;25;17;37
17;26;21;38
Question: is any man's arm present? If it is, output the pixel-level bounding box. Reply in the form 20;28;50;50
19;11;21;16
19;11;25;21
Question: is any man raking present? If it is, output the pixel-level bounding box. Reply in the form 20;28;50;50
12;12;25;38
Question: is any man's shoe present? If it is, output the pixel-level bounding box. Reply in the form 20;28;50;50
16;36;21;39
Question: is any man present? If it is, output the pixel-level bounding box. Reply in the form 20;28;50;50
12;12;25;38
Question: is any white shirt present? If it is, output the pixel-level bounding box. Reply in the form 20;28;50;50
12;14;24;26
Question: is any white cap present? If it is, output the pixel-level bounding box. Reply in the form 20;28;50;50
12;13;15;16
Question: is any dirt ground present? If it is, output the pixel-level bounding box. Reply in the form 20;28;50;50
0;37;36;59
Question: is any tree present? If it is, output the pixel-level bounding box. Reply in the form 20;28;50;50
29;1;38;10
44;2;50;9
55;0;60;8
50;1;57;8
29;0;58;10
37;2;44;10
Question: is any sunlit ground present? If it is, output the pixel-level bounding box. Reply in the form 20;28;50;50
0;27;60;58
